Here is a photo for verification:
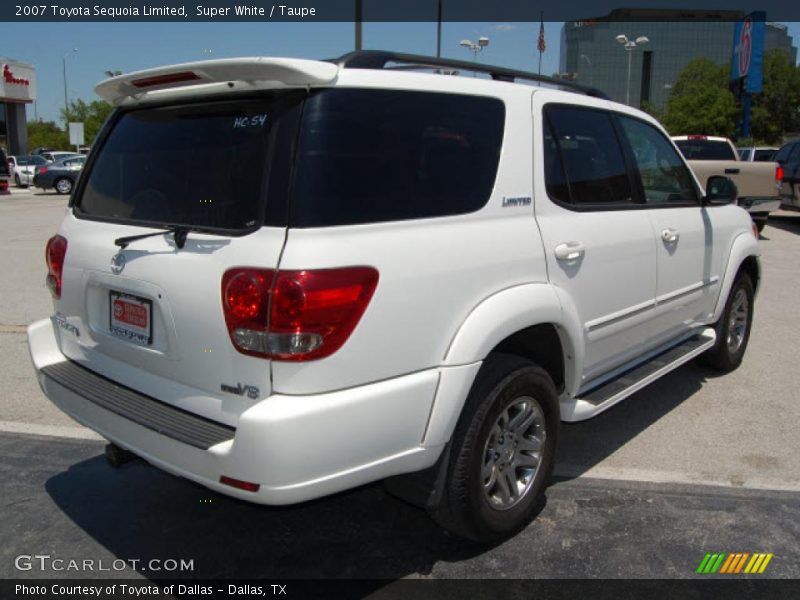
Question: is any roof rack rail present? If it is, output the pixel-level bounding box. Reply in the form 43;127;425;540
332;50;610;100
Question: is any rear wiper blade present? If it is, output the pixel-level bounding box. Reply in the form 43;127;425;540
114;225;193;250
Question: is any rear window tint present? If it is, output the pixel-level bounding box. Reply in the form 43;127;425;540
290;89;505;227
76;95;302;231
753;149;776;162
673;140;736;160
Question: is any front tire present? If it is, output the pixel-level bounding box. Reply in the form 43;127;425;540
432;354;559;542
54;178;73;195
699;273;754;372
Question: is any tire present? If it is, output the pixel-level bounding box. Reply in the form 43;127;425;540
753;218;766;233
698;273;754;372
14;174;23;188
431;354;559;542
54;178;73;195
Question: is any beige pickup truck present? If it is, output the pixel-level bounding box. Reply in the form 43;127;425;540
672;135;782;232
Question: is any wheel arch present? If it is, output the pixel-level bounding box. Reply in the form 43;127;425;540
712;233;761;322
425;284;581;449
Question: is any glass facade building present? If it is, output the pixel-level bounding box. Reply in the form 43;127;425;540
560;10;798;111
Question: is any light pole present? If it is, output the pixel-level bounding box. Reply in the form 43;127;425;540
615;34;648;106
62;48;77;125
459;37;489;75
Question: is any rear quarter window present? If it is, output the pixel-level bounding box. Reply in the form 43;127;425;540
290;89;505;227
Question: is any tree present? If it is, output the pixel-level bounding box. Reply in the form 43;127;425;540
27;120;68;151
749;49;800;144
661;58;739;139
59;99;113;147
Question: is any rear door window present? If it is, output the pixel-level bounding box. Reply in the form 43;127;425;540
75;94;303;232
290;89;505;227
543;105;634;207
673;140;736;160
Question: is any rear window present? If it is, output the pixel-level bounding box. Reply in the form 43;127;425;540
673;140;736;160
76;95;303;231
290;89;505;227
17;156;46;166
754;149;776;162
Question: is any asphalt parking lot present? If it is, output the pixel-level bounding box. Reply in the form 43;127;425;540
1;186;799;582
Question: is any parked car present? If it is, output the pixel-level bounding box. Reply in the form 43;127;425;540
40;151;82;164
32;155;86;194
0;147;9;194
673;135;782;232
7;154;48;187
774;140;800;210
28;51;760;542
737;146;778;162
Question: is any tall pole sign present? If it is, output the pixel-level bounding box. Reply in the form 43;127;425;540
731;11;765;139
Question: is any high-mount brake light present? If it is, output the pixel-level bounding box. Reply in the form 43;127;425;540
45;234;68;299
221;267;379;361
131;71;201;88
687;135;707;140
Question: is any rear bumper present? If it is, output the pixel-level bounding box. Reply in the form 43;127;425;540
28;317;450;505
738;197;781;216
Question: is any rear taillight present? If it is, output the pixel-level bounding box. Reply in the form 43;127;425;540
222;266;379;361
37;166;47;174
45;234;68;298
776;165;784;182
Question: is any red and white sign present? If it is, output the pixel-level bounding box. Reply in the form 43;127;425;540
0;59;36;103
109;292;152;344
738;17;753;78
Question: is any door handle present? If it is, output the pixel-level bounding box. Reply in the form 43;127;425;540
661;228;680;243
554;241;585;261
724;168;740;174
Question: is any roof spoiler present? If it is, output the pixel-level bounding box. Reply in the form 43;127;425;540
95;58;339;104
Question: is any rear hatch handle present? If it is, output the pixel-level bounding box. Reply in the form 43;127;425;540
115;225;194;250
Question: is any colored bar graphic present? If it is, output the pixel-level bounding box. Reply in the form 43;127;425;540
699;552;774;575
697;554;712;574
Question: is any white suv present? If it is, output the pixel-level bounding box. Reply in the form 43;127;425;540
28;51;760;541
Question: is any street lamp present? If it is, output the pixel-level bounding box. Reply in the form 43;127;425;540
460;37;489;61
62;48;77;125
615;34;649;106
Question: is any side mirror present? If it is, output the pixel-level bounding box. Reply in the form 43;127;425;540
703;175;738;205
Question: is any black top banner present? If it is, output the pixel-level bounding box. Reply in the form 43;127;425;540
3;0;800;23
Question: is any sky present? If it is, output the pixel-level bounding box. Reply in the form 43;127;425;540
2;20;799;123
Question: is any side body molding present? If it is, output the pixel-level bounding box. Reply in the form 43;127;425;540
423;284;583;447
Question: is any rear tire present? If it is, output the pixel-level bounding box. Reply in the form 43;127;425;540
698;273;754;372
14;174;24;188
54;178;73;195
431;354;559;542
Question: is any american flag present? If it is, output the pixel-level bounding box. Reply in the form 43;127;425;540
537;20;546;53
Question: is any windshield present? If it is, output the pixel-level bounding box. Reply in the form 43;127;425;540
674;140;736;160
75;94;303;231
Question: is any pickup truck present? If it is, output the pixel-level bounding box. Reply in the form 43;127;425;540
673;135;782;232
